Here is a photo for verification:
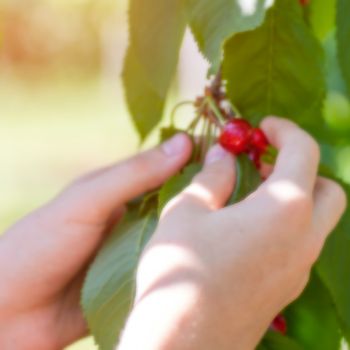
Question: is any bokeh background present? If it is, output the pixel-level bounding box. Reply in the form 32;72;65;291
0;0;207;349
1;1;350;349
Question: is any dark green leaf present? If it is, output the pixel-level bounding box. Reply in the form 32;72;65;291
222;0;326;129
336;0;350;97
316;181;350;343
186;0;271;69
160;127;186;142
123;0;186;139
81;210;158;350
158;163;202;215
285;272;341;350
228;155;262;205
258;331;303;350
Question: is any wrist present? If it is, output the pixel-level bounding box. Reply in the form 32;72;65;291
119;281;204;350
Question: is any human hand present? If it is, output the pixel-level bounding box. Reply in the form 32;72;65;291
0;134;192;350
119;117;347;350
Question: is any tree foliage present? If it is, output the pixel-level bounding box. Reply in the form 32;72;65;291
82;0;350;349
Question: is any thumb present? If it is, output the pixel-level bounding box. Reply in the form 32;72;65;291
172;145;236;212
53;134;193;223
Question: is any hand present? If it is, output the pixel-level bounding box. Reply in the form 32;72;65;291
119;117;347;350
0;135;192;350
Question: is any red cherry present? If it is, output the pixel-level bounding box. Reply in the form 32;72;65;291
219;119;252;155
248;148;262;169
299;0;309;5
250;128;269;154
271;315;287;335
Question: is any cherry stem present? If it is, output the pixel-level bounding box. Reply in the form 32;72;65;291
206;97;225;125
170;100;194;125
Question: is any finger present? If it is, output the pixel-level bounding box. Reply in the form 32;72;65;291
54;133;192;223
172;145;236;212
261;117;320;194
313;177;347;239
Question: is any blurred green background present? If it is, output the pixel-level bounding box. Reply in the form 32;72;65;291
1;1;350;349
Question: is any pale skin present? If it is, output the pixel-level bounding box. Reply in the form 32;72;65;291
0;117;346;350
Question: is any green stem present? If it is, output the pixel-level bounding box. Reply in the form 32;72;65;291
170;100;194;125
206;97;225;125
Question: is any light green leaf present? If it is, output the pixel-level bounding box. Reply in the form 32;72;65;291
336;0;350;97
186;0;271;69
285;272;342;350
123;0;186;139
82;210;158;350
222;0;326;129
122;47;165;139
158;163;201;215
309;0;336;41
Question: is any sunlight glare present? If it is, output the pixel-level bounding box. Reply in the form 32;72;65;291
265;180;305;203
237;0;275;16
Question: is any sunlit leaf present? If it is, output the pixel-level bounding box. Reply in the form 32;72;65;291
82;209;158;350
309;0;336;41
123;0;186;139
223;0;326;130
185;0;271;69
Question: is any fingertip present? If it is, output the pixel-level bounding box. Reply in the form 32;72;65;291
260;117;298;145
261;116;297;130
204;144;233;166
161;133;193;158
320;178;347;216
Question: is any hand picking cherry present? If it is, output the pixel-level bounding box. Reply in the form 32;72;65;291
219;119;270;169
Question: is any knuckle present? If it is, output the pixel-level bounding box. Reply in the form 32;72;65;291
282;193;312;218
304;235;324;266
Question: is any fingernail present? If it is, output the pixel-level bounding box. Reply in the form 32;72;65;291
162;134;188;156
205;145;230;165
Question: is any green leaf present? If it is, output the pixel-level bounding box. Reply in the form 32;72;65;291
81;209;158;350
123;0;186;139
186;0;271;69
160;126;186;143
222;0;326;129
316;181;350;343
158;163;202;215
228;155;262;205
122;47;165;139
309;0;336;41
325;32;348;96
258;331;303;350
336;0;350;97
285;272;342;350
